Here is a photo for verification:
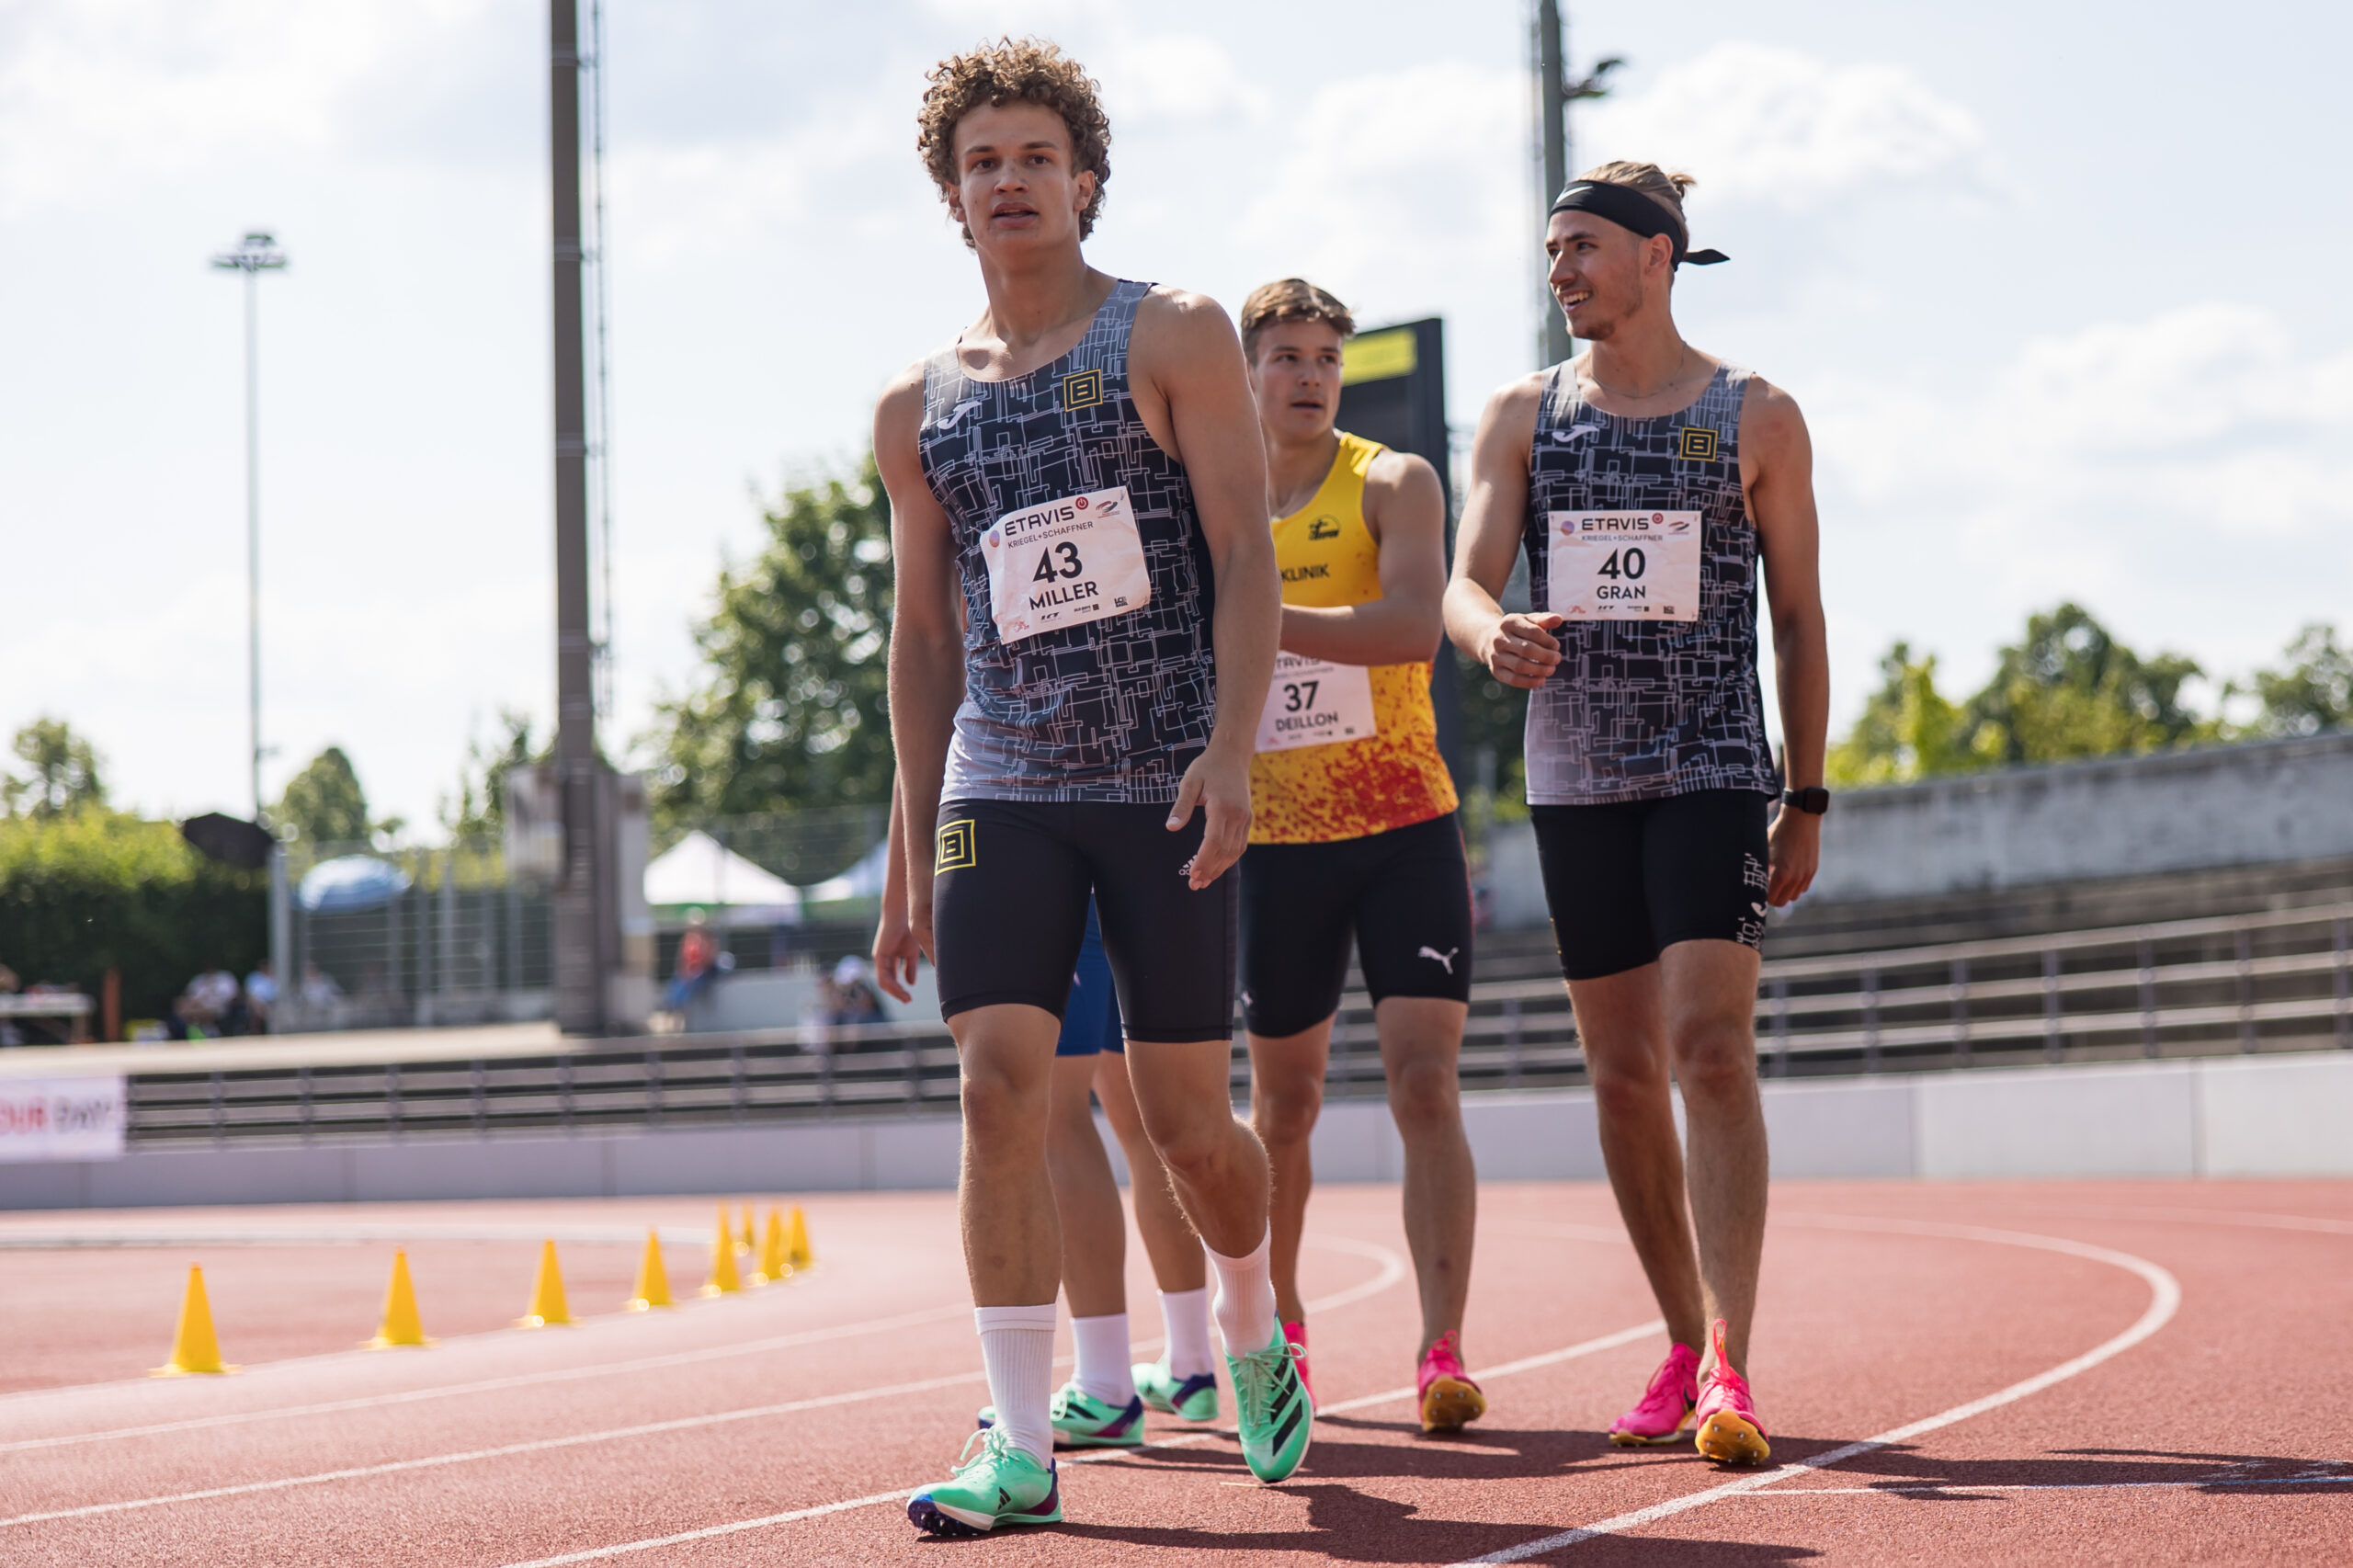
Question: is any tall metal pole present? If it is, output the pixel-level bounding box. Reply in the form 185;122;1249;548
551;0;606;1034
211;232;287;823
1537;0;1572;369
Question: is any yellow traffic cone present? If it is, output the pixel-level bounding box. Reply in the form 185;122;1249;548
626;1229;674;1311
739;1204;767;1286
759;1207;790;1282
737;1204;756;1256
366;1249;436;1347
700;1206;742;1297
515;1238;574;1327
152;1264;238;1376
786;1204;813;1269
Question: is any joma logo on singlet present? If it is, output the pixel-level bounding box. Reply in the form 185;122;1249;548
1060;369;1104;411
1281;562;1331;583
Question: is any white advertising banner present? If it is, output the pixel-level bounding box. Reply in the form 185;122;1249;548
0;1076;128;1162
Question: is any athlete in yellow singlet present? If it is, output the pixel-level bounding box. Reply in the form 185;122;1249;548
1236;279;1484;1433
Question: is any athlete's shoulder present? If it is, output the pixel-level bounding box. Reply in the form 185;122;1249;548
1474;369;1551;448
1364;444;1441;499
1732;369;1810;463
873;358;931;446
1132;284;1245;358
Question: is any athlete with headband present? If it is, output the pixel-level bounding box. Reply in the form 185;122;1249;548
1444;162;1830;1466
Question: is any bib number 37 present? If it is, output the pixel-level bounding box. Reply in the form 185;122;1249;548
1546;510;1702;621
1255;653;1377;753
983;485;1152;644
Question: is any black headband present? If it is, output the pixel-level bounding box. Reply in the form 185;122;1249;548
1549;180;1728;267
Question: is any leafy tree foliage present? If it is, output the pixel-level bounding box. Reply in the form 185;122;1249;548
276;745;372;847
440;710;540;841
1826;642;2002;788
2233;622;2353;739
3;717;106;819
649;458;894;824
1963;602;2216;765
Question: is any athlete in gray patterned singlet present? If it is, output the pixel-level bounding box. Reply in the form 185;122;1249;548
920;278;1217;803
1521;360;1776;803
1447;162;1830;1472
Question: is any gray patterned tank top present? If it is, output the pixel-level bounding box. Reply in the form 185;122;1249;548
919;279;1217;803
1521;360;1776;804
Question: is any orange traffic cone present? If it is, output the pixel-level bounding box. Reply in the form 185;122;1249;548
153;1264;238;1375
625;1229;674;1312
700;1206;742;1297
515;1239;574;1327
366;1249;436;1347
786;1204;813;1269
759;1207;791;1283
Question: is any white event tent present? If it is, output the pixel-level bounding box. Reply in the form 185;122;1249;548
642;831;801;922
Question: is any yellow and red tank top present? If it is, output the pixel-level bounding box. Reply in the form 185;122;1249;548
1247;431;1459;844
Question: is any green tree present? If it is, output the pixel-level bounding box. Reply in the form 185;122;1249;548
1826;642;2002;787
277;745;372;847
649;457;895;824
440;710;540;841
1964;602;2217;766
3;717;106;819
2233;622;2352;739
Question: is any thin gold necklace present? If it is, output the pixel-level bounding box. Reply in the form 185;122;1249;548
1586;348;1696;402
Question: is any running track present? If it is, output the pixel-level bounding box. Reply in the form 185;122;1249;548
1;1180;2346;1564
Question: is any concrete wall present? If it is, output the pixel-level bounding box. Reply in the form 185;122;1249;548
4;1050;2348;1209
1483;733;2353;923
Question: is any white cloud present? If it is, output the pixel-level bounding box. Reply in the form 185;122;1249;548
1097;34;1269;122
1581;41;1987;210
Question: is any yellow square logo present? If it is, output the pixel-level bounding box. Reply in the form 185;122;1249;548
1677;426;1719;461
1059;369;1104;412
936;819;976;871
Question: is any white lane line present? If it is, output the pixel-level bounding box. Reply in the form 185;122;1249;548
1744;1477;2353;1494
1444;1217;2183;1564
496;1318;1666;1565
4;1233;1403;1532
0;1303;969;1456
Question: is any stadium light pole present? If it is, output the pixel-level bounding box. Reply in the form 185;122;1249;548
210;231;289;824
1532;2;1620;369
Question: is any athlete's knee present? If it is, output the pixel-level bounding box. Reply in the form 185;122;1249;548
959;1062;1048;1153
1151;1111;1250;1190
1384;1052;1460;1137
1586;1050;1674;1122
1671;1022;1759;1105
1252;1077;1323;1148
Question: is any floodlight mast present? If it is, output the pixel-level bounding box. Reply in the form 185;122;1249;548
1532;2;1619;369
551;0;608;1034
210;232;288;824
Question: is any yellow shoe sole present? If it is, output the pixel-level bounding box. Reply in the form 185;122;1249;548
1419;1375;1486;1433
1695;1409;1771;1465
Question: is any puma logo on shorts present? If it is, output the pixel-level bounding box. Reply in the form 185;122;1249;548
1418;946;1460;974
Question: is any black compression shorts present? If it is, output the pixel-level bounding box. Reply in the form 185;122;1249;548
1530;790;1773;982
932;799;1236;1043
1238;812;1474;1039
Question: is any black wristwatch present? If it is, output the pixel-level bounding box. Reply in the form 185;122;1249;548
1781;786;1830;815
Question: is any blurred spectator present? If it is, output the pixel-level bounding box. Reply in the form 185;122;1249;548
0;962;18;1047
183;967;238;1033
244;963;278;1034
824;955;887;1027
301;963;345;1006
660;910;723;1026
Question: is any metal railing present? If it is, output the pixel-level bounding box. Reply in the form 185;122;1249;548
125;901;2353;1146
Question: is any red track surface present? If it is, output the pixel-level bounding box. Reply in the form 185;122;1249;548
2;1180;2347;1564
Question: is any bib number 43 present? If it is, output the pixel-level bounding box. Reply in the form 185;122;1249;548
982;485;1151;644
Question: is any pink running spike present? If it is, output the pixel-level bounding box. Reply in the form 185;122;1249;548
1692;1318;1770;1465
1282;1321;1314;1410
1608;1340;1700;1446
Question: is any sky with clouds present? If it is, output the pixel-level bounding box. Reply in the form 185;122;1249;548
6;0;2349;829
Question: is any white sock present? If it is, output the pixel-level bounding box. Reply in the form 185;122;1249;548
1159;1286;1214;1379
1204;1229;1278;1358
1070;1312;1135;1405
974;1304;1058;1464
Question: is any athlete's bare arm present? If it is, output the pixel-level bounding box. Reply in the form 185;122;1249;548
1444;375;1563;688
1279;449;1447;666
1131;287;1280;889
1740;377;1828;905
871;777;920;1004
877;364;968;959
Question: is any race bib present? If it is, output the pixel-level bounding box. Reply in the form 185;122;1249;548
1255;653;1377;753
982;485;1151;644
1545;510;1702;621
